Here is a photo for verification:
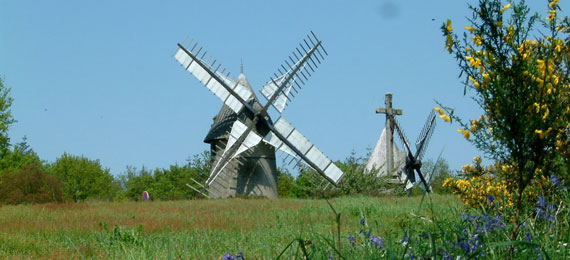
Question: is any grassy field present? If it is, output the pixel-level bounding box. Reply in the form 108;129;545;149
0;195;462;259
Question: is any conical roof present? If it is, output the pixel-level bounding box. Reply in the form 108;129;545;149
204;73;258;143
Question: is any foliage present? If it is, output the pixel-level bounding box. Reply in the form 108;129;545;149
441;0;570;215
0;163;64;205
49;153;114;202
277;178;568;259
276;167;294;198
289;151;391;198
123;152;210;201
0;137;45;176
0;77;15;159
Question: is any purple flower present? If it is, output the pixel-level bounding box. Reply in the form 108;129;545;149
536;195;557;222
223;254;234;260
369;235;383;249
401;232;408;244
236;252;244;260
550;175;565;190
347;234;355;246
360;218;365;226
487;195;494;206
525;231;532;241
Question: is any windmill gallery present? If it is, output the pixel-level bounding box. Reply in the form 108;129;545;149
175;32;437;199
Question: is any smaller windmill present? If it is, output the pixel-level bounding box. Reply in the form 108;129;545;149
366;93;436;192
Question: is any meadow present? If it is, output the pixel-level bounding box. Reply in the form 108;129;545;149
0;195;462;259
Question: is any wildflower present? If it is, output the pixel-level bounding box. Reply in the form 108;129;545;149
458;129;470;139
465;25;476;33
550;174;565;190
469;75;481;88
547;10;556;25
549;0;559;9
534;103;540;113
433;106;444;116
500;3;511;14
446;34;454;53
446;19;453;32
471;35;483;46
535;129;547;139
236;252;244;260
223;254;235;260
326;249;333;260
536;195;557;222
347;234;355;246
487;195;494;206
525;231;533;241
369;235;384;249
360;218;365;226
443;114;451;122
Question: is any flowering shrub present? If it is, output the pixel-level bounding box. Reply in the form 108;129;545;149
441;0;570;219
443;176;513;210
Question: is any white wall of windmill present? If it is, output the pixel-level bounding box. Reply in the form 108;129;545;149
365;127;407;178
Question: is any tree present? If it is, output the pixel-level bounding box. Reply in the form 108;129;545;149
0;77;15;158
277;167;294;198
0;136;44;175
0;164;64;205
442;0;569;244
50;153;114;202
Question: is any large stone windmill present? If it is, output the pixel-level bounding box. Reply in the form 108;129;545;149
174;32;344;199
366;93;436;191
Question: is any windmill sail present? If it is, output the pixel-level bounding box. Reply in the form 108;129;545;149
268;117;343;184
174;44;254;113
414;111;437;161
260;32;327;113
206;120;262;186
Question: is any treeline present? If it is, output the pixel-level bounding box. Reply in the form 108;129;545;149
0;138;453;205
0;139;214;204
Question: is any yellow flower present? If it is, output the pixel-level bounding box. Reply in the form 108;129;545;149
554;40;563;54
446;34;454;54
482;73;490;86
535;128;552;139
549;0;559;9
443;114;451;123
533;103;540;113
446;19;453;32
547;10;556;25
471;36;483;46
458;129;470;139
469;76;480;88
500;3;511;14
465;25;476;33
433;106;444;116
497;20;502;28
542;107;550;120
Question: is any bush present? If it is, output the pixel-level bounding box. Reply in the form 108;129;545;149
0;163;64;204
50;153;114;202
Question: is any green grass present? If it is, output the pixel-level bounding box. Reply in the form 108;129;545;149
0;195;462;259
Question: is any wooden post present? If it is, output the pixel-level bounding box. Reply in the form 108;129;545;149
375;93;403;175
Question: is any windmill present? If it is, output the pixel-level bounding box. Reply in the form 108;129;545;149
366;93;436;192
174;32;345;199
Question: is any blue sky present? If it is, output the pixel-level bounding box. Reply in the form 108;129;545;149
1;1;566;176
